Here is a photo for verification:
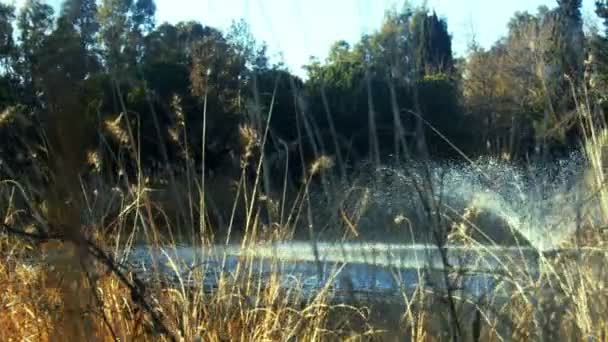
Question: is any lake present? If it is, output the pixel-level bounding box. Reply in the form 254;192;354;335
128;242;562;302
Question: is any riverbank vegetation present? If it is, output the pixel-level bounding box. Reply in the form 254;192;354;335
1;0;608;340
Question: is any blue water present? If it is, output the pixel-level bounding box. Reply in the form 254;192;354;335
128;242;544;301
127;153;601;301
329;154;589;250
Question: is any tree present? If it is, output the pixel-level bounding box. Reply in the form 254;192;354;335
305;39;368;150
98;0;129;74
462;11;542;156
0;3;15;69
555;0;585;80
588;1;608;97
462;5;586;158
302;6;466;160
59;0;99;50
0;3;16;107
17;0;55;103
542;0;584;115
226;19;268;72
98;0;155;76
126;0;156;68
38;18;93;95
463;40;540;156
132;0;156;33
410;9;454;77
226;19;270;135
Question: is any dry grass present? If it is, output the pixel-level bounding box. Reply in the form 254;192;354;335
1;83;608;342
1;162;607;341
0;234;385;341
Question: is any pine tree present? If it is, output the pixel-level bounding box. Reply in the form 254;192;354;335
410;9;453;77
588;1;608;99
59;0;99;50
97;0;155;76
0;3;15;65
0;3;16;106
17;0;54;103
554;0;584;81
532;0;585;127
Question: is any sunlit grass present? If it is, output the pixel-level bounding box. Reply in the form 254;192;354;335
0;78;607;342
1;145;607;341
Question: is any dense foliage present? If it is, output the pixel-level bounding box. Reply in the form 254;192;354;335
0;0;605;184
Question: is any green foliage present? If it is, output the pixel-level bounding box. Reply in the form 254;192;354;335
227;19;269;72
589;1;608;99
59;0;99;50
544;0;584;111
0;3;17;108
416;74;463;155
97;0;154;76
410;10;453;76
0;3;15;62
16;0;55;95
303;6;463;159
462;3;588;157
0;0;600;186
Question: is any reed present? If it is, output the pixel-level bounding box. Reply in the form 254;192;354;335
1;54;608;342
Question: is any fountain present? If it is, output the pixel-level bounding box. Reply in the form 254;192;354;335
129;152;602;301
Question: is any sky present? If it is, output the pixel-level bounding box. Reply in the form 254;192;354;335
16;0;603;77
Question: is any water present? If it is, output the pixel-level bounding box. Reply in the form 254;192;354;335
129;242;544;302
319;152;592;250
128;153;602;301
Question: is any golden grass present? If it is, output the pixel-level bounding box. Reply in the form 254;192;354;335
0;234;391;341
1;181;607;342
1;85;607;341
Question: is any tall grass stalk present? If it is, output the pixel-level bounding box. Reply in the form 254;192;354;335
2;63;608;342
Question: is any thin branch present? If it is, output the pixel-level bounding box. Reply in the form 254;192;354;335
0;222;177;342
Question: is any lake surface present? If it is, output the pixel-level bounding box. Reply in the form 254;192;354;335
128;242;552;301
127;153;604;301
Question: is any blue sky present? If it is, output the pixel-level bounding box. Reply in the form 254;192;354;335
20;0;602;77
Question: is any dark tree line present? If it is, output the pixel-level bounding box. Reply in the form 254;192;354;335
0;0;606;188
